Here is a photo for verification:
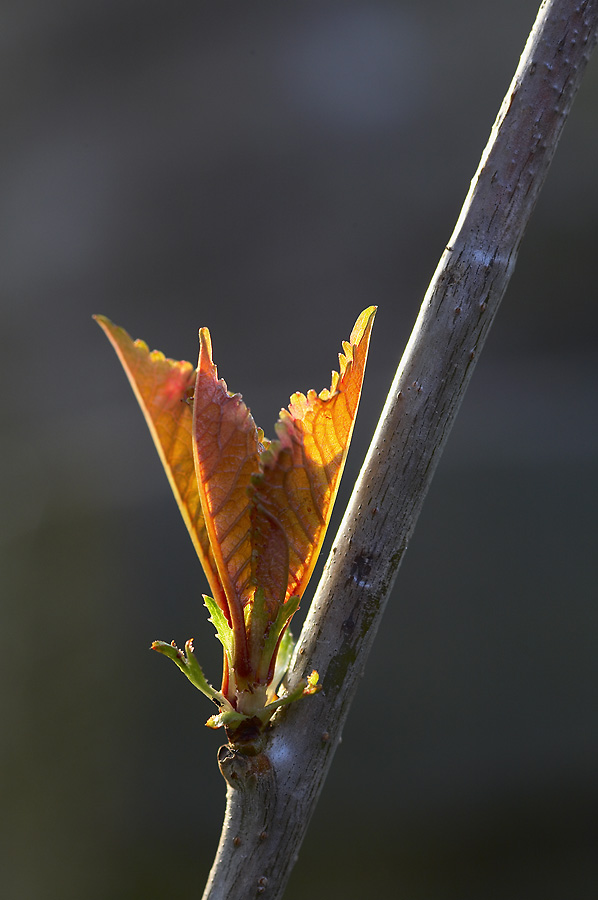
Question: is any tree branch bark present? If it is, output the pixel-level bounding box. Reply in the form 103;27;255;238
202;2;598;898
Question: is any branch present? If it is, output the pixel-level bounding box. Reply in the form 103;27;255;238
202;3;598;898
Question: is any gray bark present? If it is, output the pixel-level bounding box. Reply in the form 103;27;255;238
202;2;598;898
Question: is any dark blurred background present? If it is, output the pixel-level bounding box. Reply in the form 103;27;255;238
1;2;597;898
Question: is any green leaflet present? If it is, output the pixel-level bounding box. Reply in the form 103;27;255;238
269;626;296;701
257;595;301;683
203;594;234;665
151;639;229;708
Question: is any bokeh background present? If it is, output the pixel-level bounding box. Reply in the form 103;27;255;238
1;2;597;898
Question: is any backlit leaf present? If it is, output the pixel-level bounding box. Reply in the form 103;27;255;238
251;305;376;604
93;316;226;613
192;328;261;676
98;307;376;721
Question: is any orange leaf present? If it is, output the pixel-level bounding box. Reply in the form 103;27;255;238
98;308;376;700
93;316;226;614
251;306;376;604
191;328;262;676
190;308;376;650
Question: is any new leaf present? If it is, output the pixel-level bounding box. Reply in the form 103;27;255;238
96;307;376;731
93;316;227;616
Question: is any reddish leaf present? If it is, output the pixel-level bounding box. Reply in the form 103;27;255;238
93;316;226;613
190;308;376;683
252;306;376;605
97;307;376;711
191;328;261;674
